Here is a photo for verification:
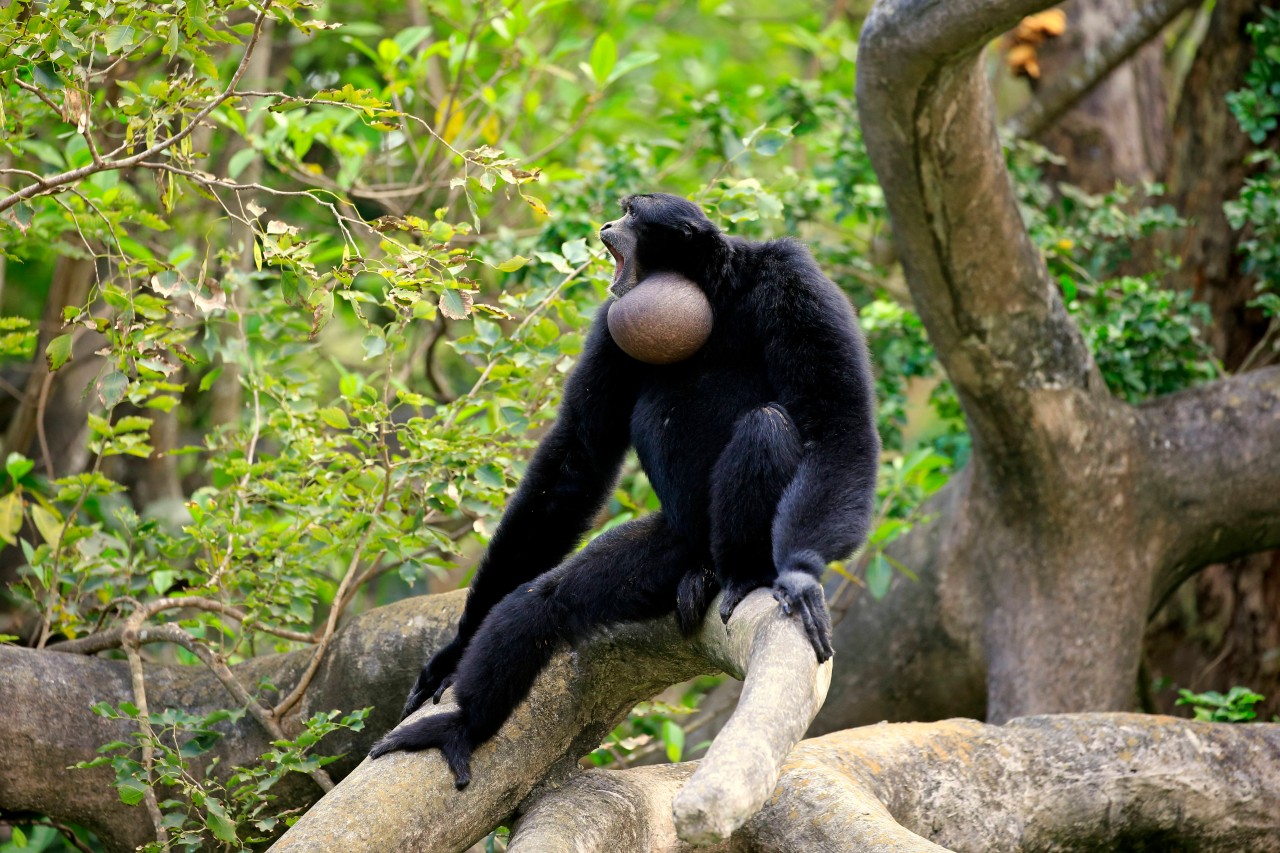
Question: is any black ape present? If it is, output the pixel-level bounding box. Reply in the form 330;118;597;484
370;193;879;788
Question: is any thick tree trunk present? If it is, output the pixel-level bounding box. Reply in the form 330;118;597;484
1031;0;1171;191
1143;0;1280;723
1162;0;1267;367
854;0;1280;725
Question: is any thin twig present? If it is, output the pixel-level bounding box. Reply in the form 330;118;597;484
50;596;316;655
272;453;394;719
443;255;598;429
121;614;169;846
138;624;334;793
1237;316;1279;373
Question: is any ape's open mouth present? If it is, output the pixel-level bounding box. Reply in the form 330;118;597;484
605;241;625;287
600;227;637;296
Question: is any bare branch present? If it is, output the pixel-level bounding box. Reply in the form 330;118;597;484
50;596;316;655
136;623;334;794
1006;0;1199;139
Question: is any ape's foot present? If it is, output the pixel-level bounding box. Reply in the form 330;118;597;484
772;571;834;663
718;577;767;624
369;710;474;790
401;638;465;720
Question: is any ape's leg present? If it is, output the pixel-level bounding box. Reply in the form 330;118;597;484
369;514;696;788
710;404;803;623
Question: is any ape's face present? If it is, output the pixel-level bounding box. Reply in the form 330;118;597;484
599;194;719;297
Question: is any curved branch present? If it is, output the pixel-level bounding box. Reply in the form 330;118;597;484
1006;0;1199;139
510;715;1280;852
857;0;1108;482
671;592;831;844
268;589;830;853
1139;365;1280;605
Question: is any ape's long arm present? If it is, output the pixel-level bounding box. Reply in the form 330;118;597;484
402;305;639;713
462;305;639;636
758;243;881;581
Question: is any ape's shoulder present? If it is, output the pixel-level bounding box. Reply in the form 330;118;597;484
730;237;851;319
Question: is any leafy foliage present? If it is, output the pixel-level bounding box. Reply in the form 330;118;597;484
74;702;369;848
1226;7;1280;145
1175;686;1266;723
1011;142;1220;400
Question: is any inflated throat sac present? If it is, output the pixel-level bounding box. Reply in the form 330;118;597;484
606;272;713;365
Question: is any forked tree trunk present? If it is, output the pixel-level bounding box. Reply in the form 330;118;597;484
850;0;1280;724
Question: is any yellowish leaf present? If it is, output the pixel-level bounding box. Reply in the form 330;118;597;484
31;504;64;546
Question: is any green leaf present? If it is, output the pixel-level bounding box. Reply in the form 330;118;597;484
319;407;351;430
11;826;27;847
6;453;33;483
606;51;660;86
495;255;529;273
104;25;136;54
227;147;257;180
0;492;21;546
151;570;175;595
662;719;685;762
46;333;72;370
361;332;387;359
198;366;223;392
31;63;62;91
97;370;128;409
561;238;590;265
866;553;892;600
118;779;147;806
475;463;505;489
589;34;617;86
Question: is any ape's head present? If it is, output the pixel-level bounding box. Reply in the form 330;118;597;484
599;193;722;297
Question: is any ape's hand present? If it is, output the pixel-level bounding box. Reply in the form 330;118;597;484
772;570;834;663
401;636;465;720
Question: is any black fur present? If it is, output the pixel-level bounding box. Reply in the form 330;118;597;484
372;193;880;787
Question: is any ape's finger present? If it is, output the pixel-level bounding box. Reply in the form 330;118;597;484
432;674;454;704
772;587;793;616
799;603;828;662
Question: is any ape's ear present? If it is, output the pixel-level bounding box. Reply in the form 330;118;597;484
680;218;715;240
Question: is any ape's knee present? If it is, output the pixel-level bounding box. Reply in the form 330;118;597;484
730;404;802;468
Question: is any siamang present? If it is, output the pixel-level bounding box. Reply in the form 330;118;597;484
370;193;879;788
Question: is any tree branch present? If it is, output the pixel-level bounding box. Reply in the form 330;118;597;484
1138;365;1280;605
509;715;1280;851
1006;0;1199;139
269;590;830;852
671;592;832;844
0;593;464;853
